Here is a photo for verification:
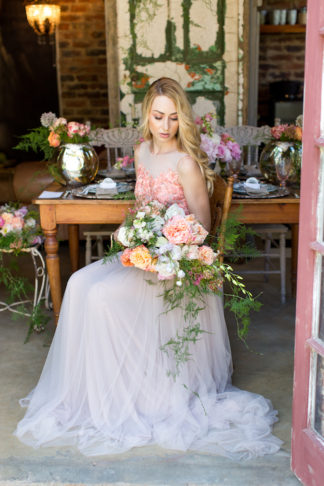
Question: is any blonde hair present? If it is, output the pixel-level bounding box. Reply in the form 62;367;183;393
141;77;214;195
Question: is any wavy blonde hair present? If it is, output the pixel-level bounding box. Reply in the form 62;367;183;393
141;77;214;195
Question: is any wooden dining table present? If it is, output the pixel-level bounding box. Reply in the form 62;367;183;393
34;182;300;323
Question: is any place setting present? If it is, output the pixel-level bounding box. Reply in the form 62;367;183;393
230;155;292;199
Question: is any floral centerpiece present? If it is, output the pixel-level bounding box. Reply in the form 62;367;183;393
260;115;303;185
0;203;48;341
106;201;260;378
0;203;43;251
15;112;99;187
113;155;134;171
195;112;242;169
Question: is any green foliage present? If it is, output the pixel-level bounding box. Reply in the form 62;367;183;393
0;254;49;342
14;126;55;161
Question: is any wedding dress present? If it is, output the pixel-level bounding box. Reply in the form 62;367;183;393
15;142;282;460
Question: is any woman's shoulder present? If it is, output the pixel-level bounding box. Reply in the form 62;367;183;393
177;154;199;175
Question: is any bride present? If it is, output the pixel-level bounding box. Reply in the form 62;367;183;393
15;77;282;460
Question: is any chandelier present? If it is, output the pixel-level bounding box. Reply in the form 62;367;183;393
25;1;61;40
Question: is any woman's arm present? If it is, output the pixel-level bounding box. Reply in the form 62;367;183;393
177;155;211;232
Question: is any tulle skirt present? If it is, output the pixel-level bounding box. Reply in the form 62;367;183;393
14;258;282;460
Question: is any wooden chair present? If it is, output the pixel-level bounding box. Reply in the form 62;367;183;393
214;125;288;303
209;174;234;263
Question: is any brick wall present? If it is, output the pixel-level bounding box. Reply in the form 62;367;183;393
57;0;109;127
258;0;306;125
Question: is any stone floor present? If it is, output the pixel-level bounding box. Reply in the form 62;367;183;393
0;244;301;485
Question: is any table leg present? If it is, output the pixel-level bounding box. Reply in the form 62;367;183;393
291;223;299;297
68;224;80;273
44;227;62;324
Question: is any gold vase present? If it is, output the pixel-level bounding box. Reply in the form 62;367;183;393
259;141;302;186
55;143;99;187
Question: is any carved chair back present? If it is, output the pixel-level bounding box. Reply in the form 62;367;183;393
91;127;140;170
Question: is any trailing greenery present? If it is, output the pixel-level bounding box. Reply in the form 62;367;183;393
0;254;49;342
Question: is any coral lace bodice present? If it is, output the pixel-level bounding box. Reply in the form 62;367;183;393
134;141;189;213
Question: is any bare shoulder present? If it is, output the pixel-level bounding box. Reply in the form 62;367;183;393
177;155;200;175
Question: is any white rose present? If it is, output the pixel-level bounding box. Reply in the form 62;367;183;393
136;211;146;219
117;227;134;247
148;216;164;232
165;203;185;220
170;245;182;261
156;236;168;247
25;218;36;228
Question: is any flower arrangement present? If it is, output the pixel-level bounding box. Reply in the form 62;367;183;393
0;203;43;251
106;201;260;377
270;122;302;145
0;203;48;341
113;155;134;171
14;112;92;161
195;112;242;164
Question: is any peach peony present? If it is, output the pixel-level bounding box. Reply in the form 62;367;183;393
48;131;60;148
162;215;192;245
11;217;24;230
120;248;134;267
198;245;216;265
129;245;152;270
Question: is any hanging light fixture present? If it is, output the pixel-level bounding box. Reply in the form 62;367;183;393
25;1;61;41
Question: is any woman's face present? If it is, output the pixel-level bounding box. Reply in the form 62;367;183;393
148;95;179;144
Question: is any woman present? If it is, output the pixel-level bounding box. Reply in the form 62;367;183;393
15;78;282;460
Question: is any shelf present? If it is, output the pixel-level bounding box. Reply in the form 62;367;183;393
260;25;306;34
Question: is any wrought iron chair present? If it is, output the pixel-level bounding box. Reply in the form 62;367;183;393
84;127;140;265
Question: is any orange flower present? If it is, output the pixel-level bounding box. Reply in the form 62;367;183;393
48;131;60;148
120;248;134;267
205;68;214;75
295;126;302;141
129;245;152;270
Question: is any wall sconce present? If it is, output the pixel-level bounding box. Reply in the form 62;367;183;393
25;1;61;44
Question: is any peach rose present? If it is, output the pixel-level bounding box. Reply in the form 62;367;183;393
48;131;60;147
120;248;134;267
162;216;192;245
129;245;152;270
198;246;216;265
295;126;302;141
1;212;13;223
11;217;24;230
190;221;208;245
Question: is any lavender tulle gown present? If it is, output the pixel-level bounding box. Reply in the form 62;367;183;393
14;142;282;459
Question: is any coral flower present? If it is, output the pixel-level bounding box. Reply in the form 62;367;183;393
129;245;152;270
48;131;60;147
295;126;302;141
120;248;134;267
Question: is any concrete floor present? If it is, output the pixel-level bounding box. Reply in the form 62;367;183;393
0;245;301;485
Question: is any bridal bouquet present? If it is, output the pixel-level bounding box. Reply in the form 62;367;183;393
107;201;259;376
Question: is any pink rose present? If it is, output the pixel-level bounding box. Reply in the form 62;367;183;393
198;246;216;265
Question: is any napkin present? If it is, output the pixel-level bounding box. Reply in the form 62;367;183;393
96;177;118;197
243;177;267;195
38;191;64;199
